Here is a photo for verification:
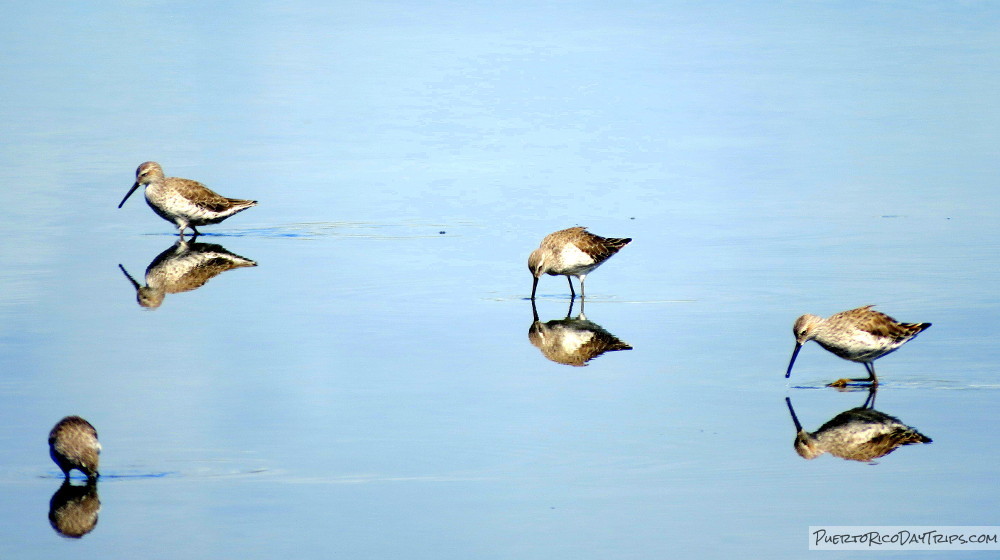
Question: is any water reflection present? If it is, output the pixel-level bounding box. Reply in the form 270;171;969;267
529;299;632;367
48;481;100;538
118;239;257;308
785;389;932;463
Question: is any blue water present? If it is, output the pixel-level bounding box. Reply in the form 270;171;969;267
1;2;998;558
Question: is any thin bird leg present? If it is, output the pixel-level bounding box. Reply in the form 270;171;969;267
579;275;586;299
864;362;879;385
566;276;575;298
827;363;879;388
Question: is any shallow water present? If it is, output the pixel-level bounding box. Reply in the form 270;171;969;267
1;2;998;558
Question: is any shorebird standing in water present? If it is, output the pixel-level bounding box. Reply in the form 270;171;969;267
528;227;631;299
118;161;257;237
49;416;100;481
785;305;931;387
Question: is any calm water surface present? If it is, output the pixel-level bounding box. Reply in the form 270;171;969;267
1;2;998;558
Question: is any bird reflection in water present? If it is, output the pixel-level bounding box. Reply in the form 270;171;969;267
529;298;632;366
119;239;257;308
49;480;100;538
785;388;932;463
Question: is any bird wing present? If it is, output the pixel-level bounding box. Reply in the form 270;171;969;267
840;306;929;342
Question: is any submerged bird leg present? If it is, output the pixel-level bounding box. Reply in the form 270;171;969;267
827;363;879;388
865;362;879;385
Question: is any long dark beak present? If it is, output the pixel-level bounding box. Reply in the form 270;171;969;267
118;182;140;208
785;343;802;378
118;264;141;290
530;276;539;300
785;397;803;432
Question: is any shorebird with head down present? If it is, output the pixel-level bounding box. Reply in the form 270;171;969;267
49;416;100;481
785;305;931;387
528;227;631;299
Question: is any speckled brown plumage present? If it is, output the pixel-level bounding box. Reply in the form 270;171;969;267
786;395;931;462
119;239;257;308
528;227;631;299
529;315;632;366
49;416;100;480
49;480;101;538
118;161;257;236
786;305;931;386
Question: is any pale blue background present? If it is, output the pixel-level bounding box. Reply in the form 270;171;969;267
1;2;997;558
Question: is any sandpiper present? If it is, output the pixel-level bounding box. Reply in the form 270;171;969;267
528;227;631;299
785;305;931;387
118;161;257;236
785;391;931;462
49;416;100;480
